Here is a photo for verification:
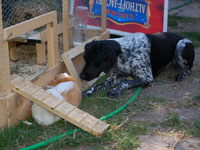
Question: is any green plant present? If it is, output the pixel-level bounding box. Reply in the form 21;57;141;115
162;113;187;129
194;88;200;103
178;32;200;47
188;120;200;137
168;15;198;28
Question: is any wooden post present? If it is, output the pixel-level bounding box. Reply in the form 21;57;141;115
46;11;59;68
0;0;11;95
62;0;70;52
46;22;59;68
101;0;107;33
36;43;46;65
9;42;18;62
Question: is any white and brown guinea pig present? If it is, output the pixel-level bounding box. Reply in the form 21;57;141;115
32;73;82;125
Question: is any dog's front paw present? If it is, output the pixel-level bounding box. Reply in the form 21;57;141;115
82;92;89;99
175;74;184;82
107;90;120;98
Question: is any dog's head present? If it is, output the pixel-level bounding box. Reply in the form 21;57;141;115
79;40;121;81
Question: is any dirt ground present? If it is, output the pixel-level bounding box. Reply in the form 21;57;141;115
135;0;200;149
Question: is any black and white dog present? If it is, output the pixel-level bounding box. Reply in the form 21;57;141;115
79;32;195;98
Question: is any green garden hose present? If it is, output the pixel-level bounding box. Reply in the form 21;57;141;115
168;0;193;12
20;87;142;150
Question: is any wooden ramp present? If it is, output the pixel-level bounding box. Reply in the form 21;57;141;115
11;75;109;137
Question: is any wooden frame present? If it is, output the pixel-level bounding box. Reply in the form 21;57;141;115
4;11;59;68
0;0;11;95
62;30;110;90
0;11;59;127
0;0;109;129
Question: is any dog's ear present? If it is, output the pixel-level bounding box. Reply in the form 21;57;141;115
101;40;121;73
84;40;101;59
101;52;117;73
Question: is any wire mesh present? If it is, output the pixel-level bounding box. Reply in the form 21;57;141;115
2;0;62;28
2;0;103;28
1;0;104;52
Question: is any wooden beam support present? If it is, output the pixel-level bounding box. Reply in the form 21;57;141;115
0;41;11;95
46;22;59;68
63;37;97;60
9;42;18;62
36;43;46;65
62;30;110;90
3;11;57;41
101;0;107;33
0;0;11;95
62;0;70;52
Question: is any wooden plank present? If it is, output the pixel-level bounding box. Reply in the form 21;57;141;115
0;92;33;128
92;120;110;137
68;108;88;122
11;75;109;137
43;94;63;108
61;54;82;88
99;30;110;40
41;24;62;42
72;54;85;75
10;37;27;43
61;30;110;91
40;20;74;43
86;29;102;39
0;94;8;126
0;41;11;95
62;37;97;60
55;102;75;115
62;0;70;52
3;11;57;41
32;62;67;88
0;0;11;95
46;23;58;68
9;42;18;61
7;93;32;127
11;75;29;90
101;0;107;32
62;30;109;61
32;88;52;101
20;83;41;95
52;19;59;65
36;43;46;65
81;115;99;131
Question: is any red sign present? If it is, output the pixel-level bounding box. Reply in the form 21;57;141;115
73;0;168;35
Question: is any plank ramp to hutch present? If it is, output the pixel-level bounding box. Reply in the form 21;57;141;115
11;75;109;137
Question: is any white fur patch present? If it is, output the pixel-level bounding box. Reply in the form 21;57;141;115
32;103;61;126
176;39;192;68
53;81;74;94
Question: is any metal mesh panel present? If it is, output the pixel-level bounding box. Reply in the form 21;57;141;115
2;0;62;28
2;0;103;29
